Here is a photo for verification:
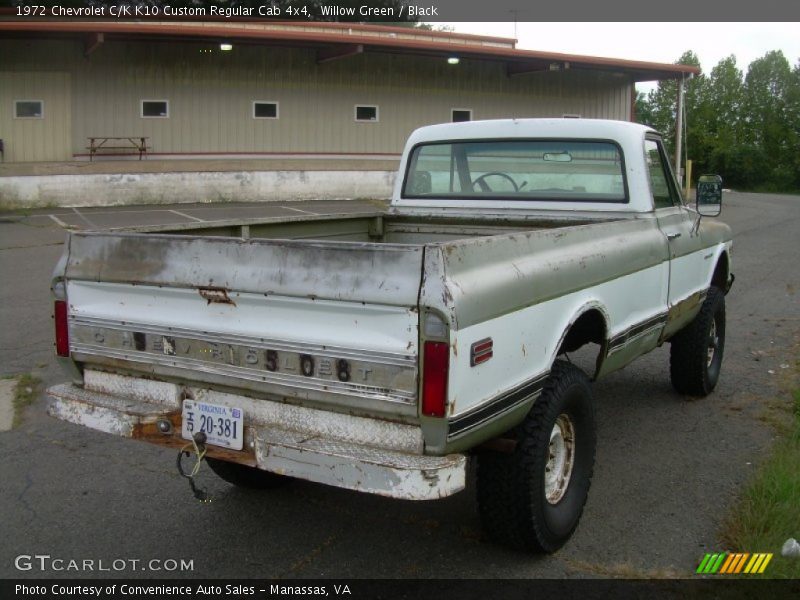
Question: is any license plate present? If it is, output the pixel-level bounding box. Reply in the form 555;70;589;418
181;400;243;451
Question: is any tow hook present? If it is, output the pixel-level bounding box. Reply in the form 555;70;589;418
177;431;211;503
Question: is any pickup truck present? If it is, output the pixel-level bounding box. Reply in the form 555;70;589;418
47;119;733;553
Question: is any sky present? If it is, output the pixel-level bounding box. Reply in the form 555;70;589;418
443;22;800;94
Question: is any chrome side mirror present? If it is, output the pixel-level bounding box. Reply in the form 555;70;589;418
696;174;722;217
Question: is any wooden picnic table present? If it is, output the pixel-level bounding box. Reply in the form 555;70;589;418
87;137;149;161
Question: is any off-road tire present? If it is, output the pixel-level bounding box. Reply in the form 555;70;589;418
477;360;596;553
205;457;292;490
669;286;726;397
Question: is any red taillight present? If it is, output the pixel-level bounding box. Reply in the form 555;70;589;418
54;300;69;357
422;341;449;417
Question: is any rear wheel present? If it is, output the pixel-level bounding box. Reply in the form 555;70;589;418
477;361;596;553
670;286;726;397
205;457;292;490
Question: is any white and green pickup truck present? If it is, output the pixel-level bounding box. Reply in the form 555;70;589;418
48;119;733;553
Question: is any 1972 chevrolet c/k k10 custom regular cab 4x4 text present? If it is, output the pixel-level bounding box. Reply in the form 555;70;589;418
47;119;733;552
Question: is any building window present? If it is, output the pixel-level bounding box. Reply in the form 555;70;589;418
451;109;472;122
355;105;379;122
562;114;582;119
14;100;44;119
253;101;279;119
141;100;169;118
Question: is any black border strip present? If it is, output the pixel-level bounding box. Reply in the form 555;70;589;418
608;312;668;352
448;372;548;439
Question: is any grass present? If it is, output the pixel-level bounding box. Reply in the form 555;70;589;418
12;373;41;427
565;558;682;579
719;363;800;578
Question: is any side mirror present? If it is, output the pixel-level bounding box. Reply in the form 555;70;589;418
696;174;722;217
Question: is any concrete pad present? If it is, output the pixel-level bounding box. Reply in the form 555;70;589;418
0;379;16;432
0;170;396;209
74;211;190;229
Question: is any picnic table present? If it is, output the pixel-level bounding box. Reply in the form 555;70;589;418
87;137;149;161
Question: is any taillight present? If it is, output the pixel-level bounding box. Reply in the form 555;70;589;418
54;300;69;357
422;341;449;417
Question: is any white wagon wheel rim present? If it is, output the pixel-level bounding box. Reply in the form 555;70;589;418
545;413;576;504
707;319;719;367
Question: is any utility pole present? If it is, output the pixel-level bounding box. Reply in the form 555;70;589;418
509;10;520;45
674;75;685;188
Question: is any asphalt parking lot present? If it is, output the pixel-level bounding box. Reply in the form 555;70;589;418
0;193;798;579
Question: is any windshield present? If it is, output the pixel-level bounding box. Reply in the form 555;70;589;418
403;139;627;202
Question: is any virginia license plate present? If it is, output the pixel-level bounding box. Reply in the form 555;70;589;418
181;400;244;451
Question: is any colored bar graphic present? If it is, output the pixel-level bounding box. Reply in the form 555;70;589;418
711;553;727;573
750;554;766;573
698;552;773;575
719;553;736;574
704;553;719;573
744;554;759;573
734;553;750;573
720;553;739;574
696;554;712;574
758;554;773;574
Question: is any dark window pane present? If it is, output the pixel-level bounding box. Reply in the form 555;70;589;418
254;103;277;118
142;101;168;117
15;101;43;118
356;106;377;121
645;140;679;209
452;110;471;122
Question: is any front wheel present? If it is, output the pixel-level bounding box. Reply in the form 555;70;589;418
669;286;726;397
477;360;596;553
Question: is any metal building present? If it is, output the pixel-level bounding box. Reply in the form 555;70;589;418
0;21;697;164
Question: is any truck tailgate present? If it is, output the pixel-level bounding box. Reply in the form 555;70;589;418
60;231;423;420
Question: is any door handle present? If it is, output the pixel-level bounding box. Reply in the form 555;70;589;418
667;232;682;241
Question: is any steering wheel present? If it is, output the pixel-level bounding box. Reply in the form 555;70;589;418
472;172;519;193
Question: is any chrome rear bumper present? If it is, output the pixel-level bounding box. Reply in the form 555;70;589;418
47;371;465;501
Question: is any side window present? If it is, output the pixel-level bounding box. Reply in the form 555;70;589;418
644;139;680;209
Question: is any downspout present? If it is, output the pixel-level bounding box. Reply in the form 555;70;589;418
674;74;685;188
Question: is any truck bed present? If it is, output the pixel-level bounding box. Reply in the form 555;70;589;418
128;212;602;244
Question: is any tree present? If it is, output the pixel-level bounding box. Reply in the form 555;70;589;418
789;61;800;187
740;51;795;189
700;56;744;184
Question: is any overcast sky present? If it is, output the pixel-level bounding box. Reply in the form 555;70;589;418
444;22;800;94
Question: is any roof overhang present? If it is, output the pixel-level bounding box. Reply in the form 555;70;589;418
0;20;700;82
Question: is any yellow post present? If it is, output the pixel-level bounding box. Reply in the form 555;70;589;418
685;159;693;200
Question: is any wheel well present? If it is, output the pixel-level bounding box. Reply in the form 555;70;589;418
711;253;729;290
558;309;607;355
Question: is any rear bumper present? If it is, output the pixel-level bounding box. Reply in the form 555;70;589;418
46;375;466;501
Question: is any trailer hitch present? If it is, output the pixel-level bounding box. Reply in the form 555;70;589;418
177;431;211;503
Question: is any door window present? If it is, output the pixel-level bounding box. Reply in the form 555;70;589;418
645;139;681;209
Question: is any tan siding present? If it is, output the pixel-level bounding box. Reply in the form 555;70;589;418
0;71;71;162
0;40;633;160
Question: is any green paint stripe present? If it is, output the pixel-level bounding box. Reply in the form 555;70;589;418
703;554;719;573
710;553;727;574
696;554;712;574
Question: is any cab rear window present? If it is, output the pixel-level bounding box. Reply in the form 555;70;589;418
403;139;627;202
